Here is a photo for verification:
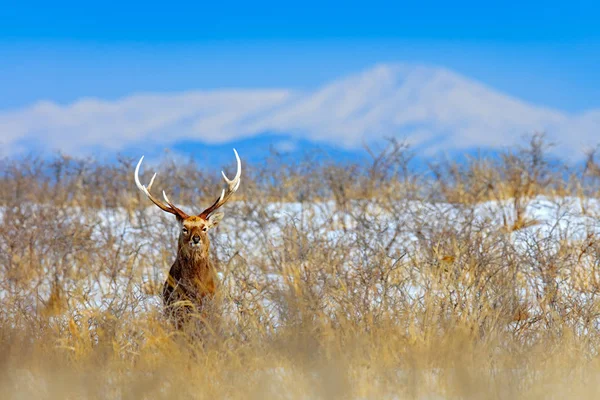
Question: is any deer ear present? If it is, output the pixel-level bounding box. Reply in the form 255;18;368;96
207;212;224;228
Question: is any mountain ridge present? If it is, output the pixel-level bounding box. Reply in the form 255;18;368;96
1;63;597;159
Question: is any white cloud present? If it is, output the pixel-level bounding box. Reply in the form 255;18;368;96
1;64;598;159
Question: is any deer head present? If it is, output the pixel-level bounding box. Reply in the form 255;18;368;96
134;149;241;258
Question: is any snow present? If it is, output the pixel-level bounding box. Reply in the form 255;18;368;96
1;195;599;324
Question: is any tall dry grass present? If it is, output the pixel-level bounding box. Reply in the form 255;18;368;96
1;135;600;399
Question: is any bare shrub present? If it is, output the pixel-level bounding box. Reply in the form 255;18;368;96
1;136;600;398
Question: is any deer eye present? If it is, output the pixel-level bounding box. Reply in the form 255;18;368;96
202;226;208;232
182;227;189;234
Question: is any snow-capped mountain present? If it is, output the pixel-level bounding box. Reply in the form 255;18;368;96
1;64;598;159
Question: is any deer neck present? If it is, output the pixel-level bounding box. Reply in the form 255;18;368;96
177;239;211;269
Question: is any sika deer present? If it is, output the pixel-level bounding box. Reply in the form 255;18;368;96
134;150;241;328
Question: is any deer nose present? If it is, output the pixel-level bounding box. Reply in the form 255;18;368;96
192;235;200;244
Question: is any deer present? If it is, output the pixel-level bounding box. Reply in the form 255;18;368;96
134;149;241;328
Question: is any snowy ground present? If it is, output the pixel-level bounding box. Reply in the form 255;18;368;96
1;195;599;322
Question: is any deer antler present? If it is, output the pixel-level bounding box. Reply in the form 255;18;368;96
199;149;242;219
134;156;190;220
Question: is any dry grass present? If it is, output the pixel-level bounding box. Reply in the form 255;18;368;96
1;136;600;399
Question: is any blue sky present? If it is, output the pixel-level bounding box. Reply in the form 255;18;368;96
1;1;598;109
0;1;598;162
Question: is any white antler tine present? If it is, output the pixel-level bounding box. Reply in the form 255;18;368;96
134;156;145;191
221;148;242;187
221;170;232;184
162;190;172;205
232;148;241;182
147;172;157;191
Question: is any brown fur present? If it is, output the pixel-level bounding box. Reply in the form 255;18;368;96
134;150;240;329
162;216;221;328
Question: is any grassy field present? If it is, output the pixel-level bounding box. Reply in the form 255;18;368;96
2;136;600;399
